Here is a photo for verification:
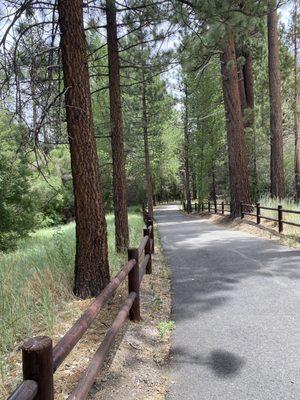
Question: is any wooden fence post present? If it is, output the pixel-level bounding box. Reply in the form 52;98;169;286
221;201;224;215
195;203;197;212
256;202;261;225
278;205;283;233
143;228;152;274
208;201;211;213
128;248;140;322
214;200;217;214
240;202;244;219
201;202;204;212
22;336;54;400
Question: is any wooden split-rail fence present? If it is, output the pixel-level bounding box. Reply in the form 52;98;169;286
7;211;154;400
183;200;300;234
183;200;231;215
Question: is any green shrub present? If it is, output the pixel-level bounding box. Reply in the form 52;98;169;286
0;115;35;251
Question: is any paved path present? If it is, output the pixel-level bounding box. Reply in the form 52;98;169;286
155;205;300;400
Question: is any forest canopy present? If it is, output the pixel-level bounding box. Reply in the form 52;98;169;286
0;0;299;294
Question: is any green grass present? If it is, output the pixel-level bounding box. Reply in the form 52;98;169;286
0;207;144;376
158;320;175;338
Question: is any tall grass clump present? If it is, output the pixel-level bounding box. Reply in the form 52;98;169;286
0;207;144;377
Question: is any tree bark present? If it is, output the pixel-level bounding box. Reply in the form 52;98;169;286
210;168;217;204
106;0;129;251
244;51;258;200
237;64;247;112
141;71;154;219
58;0;110;298
192;169;197;200
183;84;192;213
293;1;300;200
239;50;258;200
268;9;285;198
220;26;250;217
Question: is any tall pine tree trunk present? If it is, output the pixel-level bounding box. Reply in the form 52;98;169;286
293;1;300;200
237;64;247;112
192;170;197;200
141;75;154;219
239;50;258;200
58;0;110;298
268;9;285;198
106;0;129;251
184;84;192;213
210;168;217;204
220;26;250;217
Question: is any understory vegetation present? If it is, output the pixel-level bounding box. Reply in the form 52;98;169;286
0;208;143;377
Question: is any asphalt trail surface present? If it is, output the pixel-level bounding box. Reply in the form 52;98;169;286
155;205;300;400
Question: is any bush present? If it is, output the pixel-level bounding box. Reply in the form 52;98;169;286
0;115;35;251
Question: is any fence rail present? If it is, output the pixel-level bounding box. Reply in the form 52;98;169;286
182;200;300;234
240;202;300;233
183;200;231;215
7;211;154;400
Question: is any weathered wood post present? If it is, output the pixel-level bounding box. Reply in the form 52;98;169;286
201;202;204;212
22;336;54;400
128;248;140;321
214;200;217;214
278;205;283;233
221;201;224;215
240;202;244;219
208;201;211;213
143;228;152;274
256;202;261;225
195;203;198;212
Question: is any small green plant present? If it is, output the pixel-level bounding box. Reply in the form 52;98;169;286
158;320;175;338
153;295;163;307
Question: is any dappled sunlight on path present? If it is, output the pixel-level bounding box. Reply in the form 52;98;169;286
156;204;300;400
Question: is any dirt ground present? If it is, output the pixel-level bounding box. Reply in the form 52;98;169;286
2;231;173;400
89;237;172;400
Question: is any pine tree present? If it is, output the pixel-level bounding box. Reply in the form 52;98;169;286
292;0;300;200
106;0;129;251
221;26;251;216
267;7;285;198
58;0;110;298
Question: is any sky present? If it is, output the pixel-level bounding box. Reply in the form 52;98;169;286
280;1;293;25
164;1;294;102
